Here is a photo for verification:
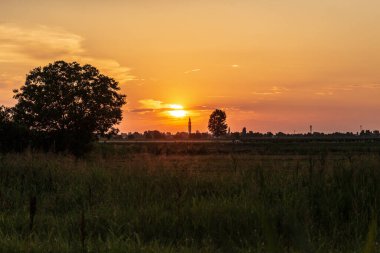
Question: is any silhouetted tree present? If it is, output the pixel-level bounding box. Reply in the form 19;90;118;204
0;106;29;152
13;61;126;155
208;109;228;137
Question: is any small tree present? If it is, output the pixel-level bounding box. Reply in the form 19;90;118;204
13;61;126;155
208;109;228;137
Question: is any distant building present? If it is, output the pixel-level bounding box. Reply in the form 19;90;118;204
188;117;192;136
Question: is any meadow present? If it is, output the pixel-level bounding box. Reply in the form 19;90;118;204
1;141;380;252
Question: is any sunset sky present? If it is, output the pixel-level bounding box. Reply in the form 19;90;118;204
1;0;380;133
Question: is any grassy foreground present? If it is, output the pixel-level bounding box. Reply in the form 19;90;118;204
1;143;380;252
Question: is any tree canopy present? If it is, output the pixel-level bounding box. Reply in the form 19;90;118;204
0;106;11;123
208;109;228;137
13;61;126;154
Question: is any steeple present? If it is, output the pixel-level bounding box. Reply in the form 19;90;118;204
188;117;192;136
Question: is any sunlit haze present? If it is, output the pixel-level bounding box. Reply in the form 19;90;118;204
1;0;380;133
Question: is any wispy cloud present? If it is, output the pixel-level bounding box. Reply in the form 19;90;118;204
349;83;380;89
188;105;216;111
314;86;350;96
129;108;155;113
131;99;182;114
138;99;167;110
75;57;135;84
252;86;289;96
315;91;334;96
0;23;135;86
184;68;200;74
130;99;219;116
0;24;84;62
207;95;231;98
313;83;380;96
0;72;24;89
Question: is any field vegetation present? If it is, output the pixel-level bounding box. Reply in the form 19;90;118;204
1;142;380;252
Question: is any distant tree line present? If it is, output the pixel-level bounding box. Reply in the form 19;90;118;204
110;108;380;141
110;129;380;141
113;131;211;141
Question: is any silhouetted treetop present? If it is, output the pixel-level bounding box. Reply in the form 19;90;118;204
0;106;12;123
13;61;126;135
208;109;228;137
12;61;126;155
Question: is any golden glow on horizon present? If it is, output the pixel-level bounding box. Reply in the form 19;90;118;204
167;105;187;118
168;110;187;118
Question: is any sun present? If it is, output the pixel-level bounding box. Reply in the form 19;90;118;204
167;104;187;118
169;109;187;118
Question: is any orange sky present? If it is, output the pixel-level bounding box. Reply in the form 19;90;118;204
1;0;380;133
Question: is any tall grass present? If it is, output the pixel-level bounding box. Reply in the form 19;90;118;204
0;143;380;252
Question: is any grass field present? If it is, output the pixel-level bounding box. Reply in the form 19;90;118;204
1;142;380;252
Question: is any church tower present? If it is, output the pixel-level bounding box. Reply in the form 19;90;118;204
188;117;192;136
